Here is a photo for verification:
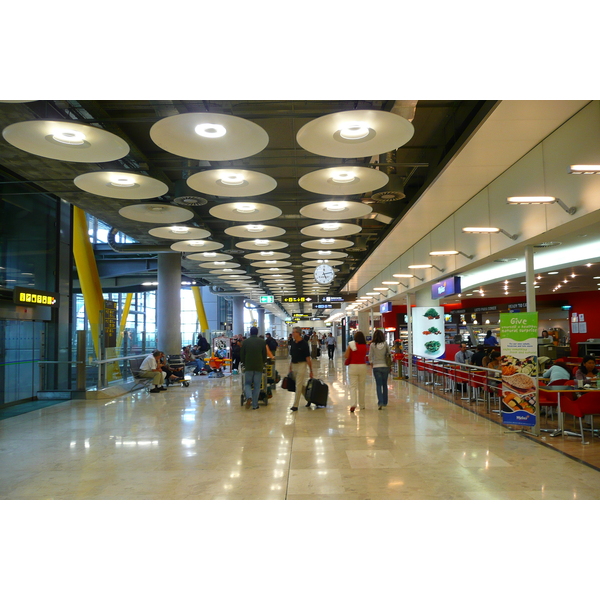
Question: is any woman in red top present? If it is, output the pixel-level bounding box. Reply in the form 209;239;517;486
344;330;368;412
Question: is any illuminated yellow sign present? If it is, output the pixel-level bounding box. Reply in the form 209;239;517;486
283;296;311;303
13;287;58;307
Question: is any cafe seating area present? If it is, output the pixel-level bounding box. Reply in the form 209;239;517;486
404;355;600;470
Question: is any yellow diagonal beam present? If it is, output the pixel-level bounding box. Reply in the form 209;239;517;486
72;206;104;358
192;286;209;332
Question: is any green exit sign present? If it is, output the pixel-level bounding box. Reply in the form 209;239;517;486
260;295;274;303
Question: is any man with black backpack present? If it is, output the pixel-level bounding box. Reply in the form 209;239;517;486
197;334;210;353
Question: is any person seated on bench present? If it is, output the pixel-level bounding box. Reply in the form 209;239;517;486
182;345;205;375
158;352;184;385
139;350;167;393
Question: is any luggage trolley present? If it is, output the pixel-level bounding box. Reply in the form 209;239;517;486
239;360;274;406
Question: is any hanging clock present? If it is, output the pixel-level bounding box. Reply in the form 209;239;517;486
314;264;335;284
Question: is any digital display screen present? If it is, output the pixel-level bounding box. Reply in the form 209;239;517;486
431;276;461;299
13;287;58;307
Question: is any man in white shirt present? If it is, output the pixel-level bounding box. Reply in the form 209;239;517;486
326;334;336;360
454;343;473;394
139;350;166;393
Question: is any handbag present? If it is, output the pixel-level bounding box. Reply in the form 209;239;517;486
385;350;393;369
282;372;295;392
345;341;356;366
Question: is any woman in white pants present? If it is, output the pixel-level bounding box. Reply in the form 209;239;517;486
344;331;368;412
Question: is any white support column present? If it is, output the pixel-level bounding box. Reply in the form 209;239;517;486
157;253;181;356
232;296;245;336
525;245;536;313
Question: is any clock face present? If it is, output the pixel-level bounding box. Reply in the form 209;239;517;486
314;264;335;284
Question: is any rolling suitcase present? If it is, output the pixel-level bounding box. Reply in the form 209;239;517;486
304;378;328;407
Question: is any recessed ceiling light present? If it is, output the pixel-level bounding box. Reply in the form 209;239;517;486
319;238;335;245
339;122;369;140
260;251;274;256
331;173;355;184
253;239;269;246
325;202;348;212
188;240;205;246
52;129;86;145
246;224;264;232
109;175;136;187
235;203;256;213
568;165;600;174
321;222;341;231
195;123;226;138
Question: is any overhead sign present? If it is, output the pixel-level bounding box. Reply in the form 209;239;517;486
283;296;311;303
104;300;117;347
292;313;312;319
312;303;341;310
431;276;461;300
323;296;346;302
380;301;393;313
13;286;58;307
259;295;274;303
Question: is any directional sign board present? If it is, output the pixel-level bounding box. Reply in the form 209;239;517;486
260;295;274;303
283;296;312;303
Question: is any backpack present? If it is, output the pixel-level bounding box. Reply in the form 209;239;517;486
198;336;210;352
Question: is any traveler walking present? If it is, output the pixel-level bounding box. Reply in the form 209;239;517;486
345;331;368;412
289;326;314;411
368;329;391;409
240;326;267;410
326;333;336;359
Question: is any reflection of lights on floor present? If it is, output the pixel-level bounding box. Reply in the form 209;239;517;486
230;472;240;478
388;481;404;487
273;470;284;478
270;485;282;491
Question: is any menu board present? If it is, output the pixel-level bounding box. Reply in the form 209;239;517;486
500;312;538;427
412;307;445;359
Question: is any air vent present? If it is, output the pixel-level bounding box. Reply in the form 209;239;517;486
370;190;406;202
494;258;519;263
173;195;208;207
534;241;562;248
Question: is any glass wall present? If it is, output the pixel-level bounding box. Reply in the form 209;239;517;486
0;177;61;406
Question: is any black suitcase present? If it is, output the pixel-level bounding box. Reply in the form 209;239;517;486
304;378;328;407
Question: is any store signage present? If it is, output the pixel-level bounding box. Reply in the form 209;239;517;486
500;312;539;428
412;307;445;359
380;301;393;313
292;313;312;319
259;295;274;303
13;286;58;307
312;303;341;310
283;296;311;303
431;276;461;300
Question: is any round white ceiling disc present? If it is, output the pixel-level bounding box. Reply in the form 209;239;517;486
300;223;362;237
298;167;388;196
119;203;194;224
225;224;286;238
183;252;233;261
189;170;277;198
250;260;292;268
300;200;373;220
218;275;252;279
149;113;268;161
256;268;293;274
148;226;211;240
243;251;290;261
198;262;241;269
171;240;224;252
209;269;246;274
296;110;414;159
236;239;289;251
209;201;281;222
74;171;168;199
303;260;343;267
2;120;130;163
301;251;348;259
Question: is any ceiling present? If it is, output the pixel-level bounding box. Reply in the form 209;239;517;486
0;100;493;319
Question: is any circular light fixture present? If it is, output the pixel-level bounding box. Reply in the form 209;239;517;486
2;120;129;162
254;239;270;246
195;123;226;138
170;226;189;234
119;203;194;224
326;202;347;212
235;203;256;213
76;172;168;200
150;113;268;161
52;129;86;145
246;224;264;232
149;226;211;241
320;238;335;245
301;223;361;238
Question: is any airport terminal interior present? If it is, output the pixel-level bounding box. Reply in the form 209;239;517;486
2;99;600;501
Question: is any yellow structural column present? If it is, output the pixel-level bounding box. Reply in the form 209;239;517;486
118;292;134;344
192;286;209;332
72;206;104;358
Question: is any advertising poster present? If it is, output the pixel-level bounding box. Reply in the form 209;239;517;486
413;307;446;359
500;312;538;427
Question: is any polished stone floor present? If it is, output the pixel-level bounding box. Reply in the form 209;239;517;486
2;355;600;500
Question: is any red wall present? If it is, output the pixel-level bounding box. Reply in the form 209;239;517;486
564;291;600;356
